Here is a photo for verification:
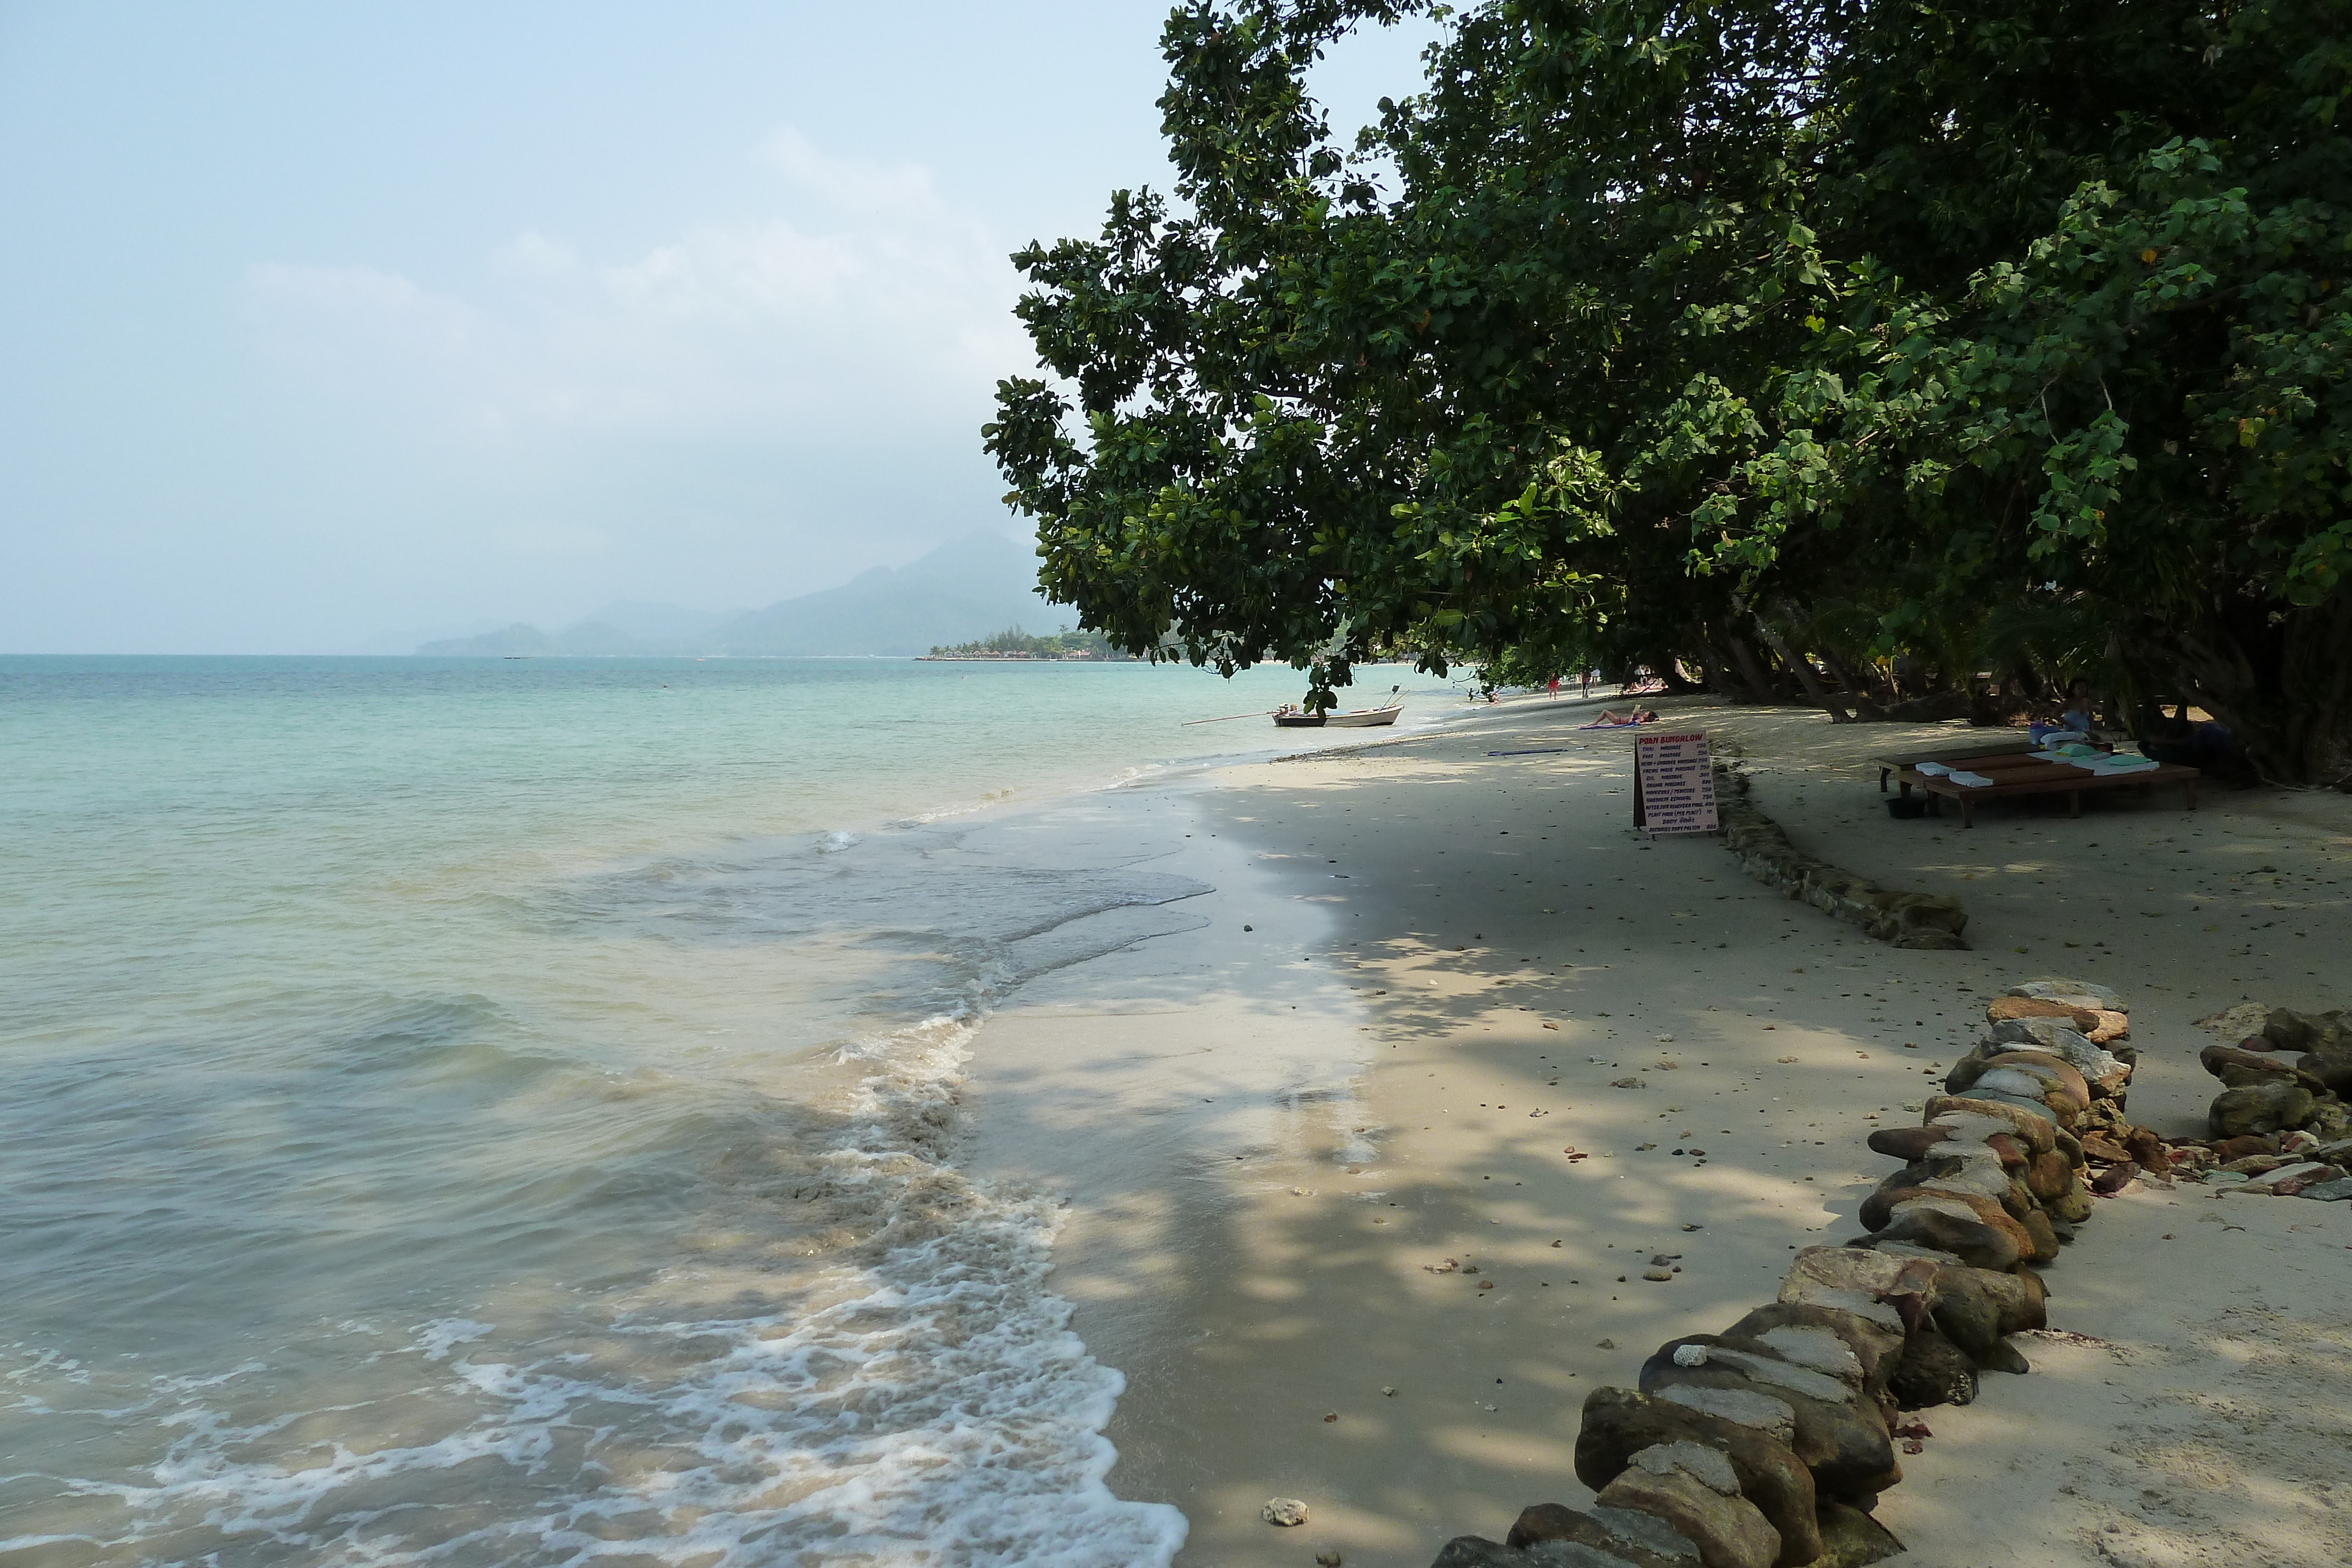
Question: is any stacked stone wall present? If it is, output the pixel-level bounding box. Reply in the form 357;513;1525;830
1712;764;1969;951
1420;975;2154;1568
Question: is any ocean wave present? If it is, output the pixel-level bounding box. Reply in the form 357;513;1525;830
1;995;1186;1568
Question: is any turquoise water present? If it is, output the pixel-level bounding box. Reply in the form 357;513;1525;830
0;655;1445;1567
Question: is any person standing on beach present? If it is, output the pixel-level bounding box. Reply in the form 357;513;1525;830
1548;675;1560;700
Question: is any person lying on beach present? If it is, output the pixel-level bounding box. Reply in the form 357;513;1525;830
1582;708;1661;728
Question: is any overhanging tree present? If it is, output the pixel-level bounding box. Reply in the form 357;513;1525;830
987;0;2352;783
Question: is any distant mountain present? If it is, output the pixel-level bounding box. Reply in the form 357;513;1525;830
709;533;1055;657
352;618;506;655
416;621;643;657
417;623;549;657
573;600;740;645
410;534;1056;657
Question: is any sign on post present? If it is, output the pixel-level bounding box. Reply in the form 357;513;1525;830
1633;731;1720;835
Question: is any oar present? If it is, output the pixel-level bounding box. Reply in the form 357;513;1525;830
1182;709;1277;726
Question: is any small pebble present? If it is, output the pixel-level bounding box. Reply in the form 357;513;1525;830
1262;1498;1309;1527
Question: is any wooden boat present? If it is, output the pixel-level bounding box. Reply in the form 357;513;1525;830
1326;701;1403;728
1274;687;1403;728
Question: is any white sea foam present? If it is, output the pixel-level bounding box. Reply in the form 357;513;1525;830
15;1001;1185;1568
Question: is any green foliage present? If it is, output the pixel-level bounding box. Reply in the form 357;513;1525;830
927;624;1132;658
988;0;2352;781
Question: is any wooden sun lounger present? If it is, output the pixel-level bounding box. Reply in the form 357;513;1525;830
1893;752;2201;827
1875;737;2040;791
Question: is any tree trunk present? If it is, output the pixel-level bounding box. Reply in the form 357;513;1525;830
1721;633;1779;704
2130;594;2352;787
1746;601;1853;721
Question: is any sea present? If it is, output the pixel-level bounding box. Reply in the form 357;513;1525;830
0;654;1454;1568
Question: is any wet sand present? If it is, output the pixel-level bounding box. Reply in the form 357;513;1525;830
964;696;2352;1567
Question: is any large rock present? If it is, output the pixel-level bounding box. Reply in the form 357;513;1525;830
1865;1125;1959;1163
1720;1303;1905;1409
2200;1041;2325;1092
1573;1388;1820;1567
1938;1104;2059;1155
1923;1095;2059;1145
1929;1266;2043;1370
2045;1176;2096;1223
2017;1206;2062;1263
1595;1465;1779;1568
1956;1055;2091;1121
1938;1269;2051;1335
2264;1007;2347;1054
1866;1118;2032;1168
2298;1049;2352;1099
1983;1023;2129;1092
2020;1148;2073;1202
1857;1142;2020;1229
1637;1343;1901;1505
1432;1539;1536;1568
1870;1193;2030;1272
2007;977;2123;1010
2211;1081;2317;1138
1775;1247;1932;1333
1643;1336;1857;1406
1811;1503;1905;1567
1987;997;2101;1030
1498;1505;1694;1567
1887;1326;1978;1409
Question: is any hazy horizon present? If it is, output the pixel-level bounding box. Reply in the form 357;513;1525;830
0;2;1437;653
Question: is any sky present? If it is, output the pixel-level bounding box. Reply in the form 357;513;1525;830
0;2;1441;653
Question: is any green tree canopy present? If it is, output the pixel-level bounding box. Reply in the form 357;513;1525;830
986;0;2352;783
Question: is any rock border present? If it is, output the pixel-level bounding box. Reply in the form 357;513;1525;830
1713;763;1970;951
1423;976;2150;1568
2181;1003;2352;1196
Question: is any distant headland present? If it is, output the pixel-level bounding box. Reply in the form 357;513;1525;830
410;533;1057;658
920;626;1138;661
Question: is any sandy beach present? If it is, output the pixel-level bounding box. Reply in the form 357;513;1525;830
964;695;2352;1568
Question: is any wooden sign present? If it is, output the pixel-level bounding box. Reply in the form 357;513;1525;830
1633;731;1720;835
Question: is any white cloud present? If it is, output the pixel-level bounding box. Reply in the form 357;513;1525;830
244;129;1028;446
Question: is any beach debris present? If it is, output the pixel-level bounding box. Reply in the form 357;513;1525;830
1262;1497;1309;1527
1595;1339;1615;1349
1324;1411;1339;1422
1381;1385;1398;1396
1317;1554;1344;1567
1611;1077;1645;1088
1641;1269;1673;1281
1425;1258;1461;1273
1480;1279;1496;1290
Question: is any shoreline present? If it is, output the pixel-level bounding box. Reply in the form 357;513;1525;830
962;696;2352;1566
